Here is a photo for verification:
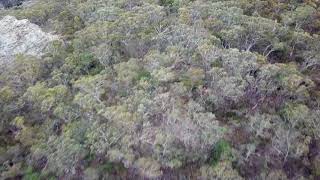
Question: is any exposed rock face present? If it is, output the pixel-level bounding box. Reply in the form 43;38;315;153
0;16;58;64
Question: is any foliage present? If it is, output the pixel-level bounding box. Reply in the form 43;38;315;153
210;140;232;167
1;0;320;179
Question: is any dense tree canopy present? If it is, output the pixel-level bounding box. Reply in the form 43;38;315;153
1;0;320;179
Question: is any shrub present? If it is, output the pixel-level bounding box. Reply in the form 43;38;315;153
23;167;40;180
210;140;232;167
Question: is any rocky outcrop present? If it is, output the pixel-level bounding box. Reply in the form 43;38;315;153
0;16;58;65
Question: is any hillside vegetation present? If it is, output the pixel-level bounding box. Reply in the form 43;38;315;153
1;0;320;179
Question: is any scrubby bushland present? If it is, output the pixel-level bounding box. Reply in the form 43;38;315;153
1;0;320;179
0;0;25;8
